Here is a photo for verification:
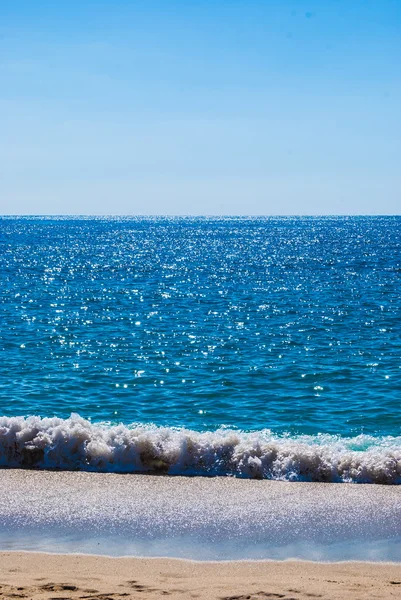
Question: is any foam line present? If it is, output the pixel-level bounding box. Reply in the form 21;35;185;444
1;414;400;483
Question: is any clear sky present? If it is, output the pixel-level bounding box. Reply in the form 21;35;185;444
1;0;400;215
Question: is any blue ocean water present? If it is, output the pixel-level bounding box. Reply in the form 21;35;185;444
1;216;400;482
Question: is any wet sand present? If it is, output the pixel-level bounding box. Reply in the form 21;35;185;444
0;470;400;560
1;471;401;597
1;552;401;600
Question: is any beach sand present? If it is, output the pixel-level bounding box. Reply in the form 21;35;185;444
1;471;400;598
1;552;401;600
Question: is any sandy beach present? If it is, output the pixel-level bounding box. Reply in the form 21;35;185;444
1;552;401;600
1;471;400;598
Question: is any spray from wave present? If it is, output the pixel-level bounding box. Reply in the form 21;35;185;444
0;414;400;483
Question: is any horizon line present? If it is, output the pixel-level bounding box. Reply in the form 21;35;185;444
1;214;401;219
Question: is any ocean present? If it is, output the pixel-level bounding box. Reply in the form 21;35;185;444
1;216;400;483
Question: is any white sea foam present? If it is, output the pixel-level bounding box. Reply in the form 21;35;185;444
0;414;400;483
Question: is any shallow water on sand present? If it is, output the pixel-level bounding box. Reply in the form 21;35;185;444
1;471;400;561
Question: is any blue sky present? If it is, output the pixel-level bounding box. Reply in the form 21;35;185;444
1;0;400;215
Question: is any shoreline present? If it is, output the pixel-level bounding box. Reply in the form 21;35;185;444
1;552;401;600
4;547;401;564
1;470;400;561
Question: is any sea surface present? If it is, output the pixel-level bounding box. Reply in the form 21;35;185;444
1;216;400;483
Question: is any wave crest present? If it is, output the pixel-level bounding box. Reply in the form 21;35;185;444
1;414;400;483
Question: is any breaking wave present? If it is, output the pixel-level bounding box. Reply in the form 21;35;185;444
0;414;400;483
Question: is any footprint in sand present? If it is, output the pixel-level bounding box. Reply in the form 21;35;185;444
40;584;79;592
222;593;290;600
